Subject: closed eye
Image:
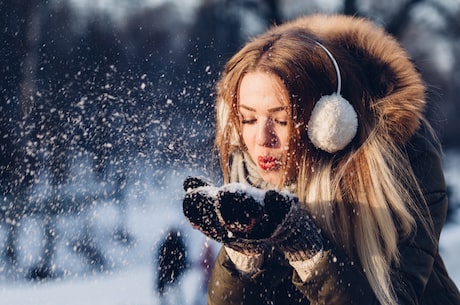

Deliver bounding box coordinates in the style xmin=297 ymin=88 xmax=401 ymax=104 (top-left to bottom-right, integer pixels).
xmin=274 ymin=119 xmax=288 ymax=126
xmin=241 ymin=118 xmax=257 ymax=125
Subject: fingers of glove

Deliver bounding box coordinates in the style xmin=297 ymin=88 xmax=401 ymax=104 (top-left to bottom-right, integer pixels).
xmin=296 ymin=211 xmax=324 ymax=252
xmin=216 ymin=187 xmax=289 ymax=240
xmin=273 ymin=206 xmax=324 ymax=258
xmin=263 ymin=191 xmax=323 ymax=251
xmin=217 ymin=189 xmax=263 ymax=236
xmin=182 ymin=188 xmax=265 ymax=253
xmin=183 ymin=176 xmax=212 ymax=191
xmin=287 ymin=211 xmax=321 ymax=243
xmin=182 ymin=189 xmax=228 ymax=242
xmin=263 ymin=190 xmax=295 ymax=224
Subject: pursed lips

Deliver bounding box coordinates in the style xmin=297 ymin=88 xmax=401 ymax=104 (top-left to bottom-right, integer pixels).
xmin=257 ymin=155 xmax=281 ymax=171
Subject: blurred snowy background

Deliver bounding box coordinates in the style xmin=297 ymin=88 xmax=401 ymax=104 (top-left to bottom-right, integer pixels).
xmin=1 ymin=0 xmax=460 ymax=304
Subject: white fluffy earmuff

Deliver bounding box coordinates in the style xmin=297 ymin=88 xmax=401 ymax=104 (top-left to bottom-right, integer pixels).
xmin=307 ymin=41 xmax=358 ymax=153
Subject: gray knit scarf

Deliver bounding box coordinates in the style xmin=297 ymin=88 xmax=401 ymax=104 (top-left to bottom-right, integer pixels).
xmin=229 ymin=150 xmax=268 ymax=187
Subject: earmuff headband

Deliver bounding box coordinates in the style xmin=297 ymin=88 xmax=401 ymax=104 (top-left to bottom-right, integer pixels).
xmin=306 ymin=40 xmax=358 ymax=153
xmin=314 ymin=41 xmax=342 ymax=96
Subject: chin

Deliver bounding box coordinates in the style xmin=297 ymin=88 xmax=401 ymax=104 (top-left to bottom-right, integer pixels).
xmin=259 ymin=171 xmax=282 ymax=186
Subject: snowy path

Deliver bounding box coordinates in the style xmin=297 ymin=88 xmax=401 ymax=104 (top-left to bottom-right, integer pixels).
xmin=0 ymin=267 xmax=155 ymax=305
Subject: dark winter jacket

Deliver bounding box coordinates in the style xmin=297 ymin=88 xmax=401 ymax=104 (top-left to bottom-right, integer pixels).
xmin=206 ymin=130 xmax=460 ymax=305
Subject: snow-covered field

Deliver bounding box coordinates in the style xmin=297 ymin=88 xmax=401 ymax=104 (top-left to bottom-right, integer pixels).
xmin=0 ymin=186 xmax=215 ymax=305
xmin=0 ymin=151 xmax=459 ymax=305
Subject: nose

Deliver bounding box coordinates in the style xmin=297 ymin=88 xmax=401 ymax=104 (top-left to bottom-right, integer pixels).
xmin=256 ymin=118 xmax=279 ymax=147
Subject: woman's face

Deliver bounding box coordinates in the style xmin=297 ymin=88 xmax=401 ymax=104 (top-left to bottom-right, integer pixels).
xmin=238 ymin=71 xmax=292 ymax=186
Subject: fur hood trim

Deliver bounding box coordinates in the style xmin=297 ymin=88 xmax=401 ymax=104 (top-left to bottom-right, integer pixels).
xmin=278 ymin=14 xmax=426 ymax=145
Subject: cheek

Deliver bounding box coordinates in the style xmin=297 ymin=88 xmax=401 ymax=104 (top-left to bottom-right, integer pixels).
xmin=241 ymin=127 xmax=254 ymax=149
xmin=278 ymin=129 xmax=291 ymax=149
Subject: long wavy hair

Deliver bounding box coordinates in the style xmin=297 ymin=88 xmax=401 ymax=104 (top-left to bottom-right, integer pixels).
xmin=214 ymin=14 xmax=436 ymax=305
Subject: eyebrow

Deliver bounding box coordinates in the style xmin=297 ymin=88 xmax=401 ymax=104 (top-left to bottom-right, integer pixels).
xmin=239 ymin=104 xmax=288 ymax=113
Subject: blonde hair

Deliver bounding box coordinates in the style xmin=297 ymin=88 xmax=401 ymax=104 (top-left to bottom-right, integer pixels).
xmin=214 ymin=15 xmax=436 ymax=305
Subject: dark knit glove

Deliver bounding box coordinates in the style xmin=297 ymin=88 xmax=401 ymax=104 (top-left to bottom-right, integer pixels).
xmin=183 ymin=176 xmax=266 ymax=253
xmin=262 ymin=190 xmax=324 ymax=261
xmin=183 ymin=176 xmax=323 ymax=259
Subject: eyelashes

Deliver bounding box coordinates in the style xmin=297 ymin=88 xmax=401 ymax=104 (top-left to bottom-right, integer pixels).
xmin=241 ymin=118 xmax=257 ymax=125
xmin=240 ymin=117 xmax=288 ymax=126
xmin=274 ymin=119 xmax=288 ymax=126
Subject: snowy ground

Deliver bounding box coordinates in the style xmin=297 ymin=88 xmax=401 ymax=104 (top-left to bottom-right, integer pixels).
xmin=0 ymin=190 xmax=215 ymax=305
xmin=1 ymin=221 xmax=458 ymax=305
xmin=0 ymin=151 xmax=459 ymax=305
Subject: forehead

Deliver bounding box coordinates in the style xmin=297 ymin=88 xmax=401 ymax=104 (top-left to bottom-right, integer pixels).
xmin=238 ymin=71 xmax=290 ymax=109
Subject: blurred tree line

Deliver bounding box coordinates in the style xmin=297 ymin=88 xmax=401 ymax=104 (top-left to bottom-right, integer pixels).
xmin=0 ymin=0 xmax=459 ymax=230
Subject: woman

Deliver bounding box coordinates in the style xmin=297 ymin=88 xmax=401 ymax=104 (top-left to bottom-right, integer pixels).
xmin=182 ymin=14 xmax=460 ymax=305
